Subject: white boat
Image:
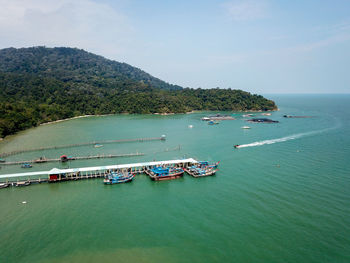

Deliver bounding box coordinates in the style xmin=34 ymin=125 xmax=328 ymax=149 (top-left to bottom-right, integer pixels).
xmin=241 ymin=126 xmax=251 ymax=129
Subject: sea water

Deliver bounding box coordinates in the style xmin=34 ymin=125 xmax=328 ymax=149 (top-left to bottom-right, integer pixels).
xmin=0 ymin=94 xmax=349 ymax=263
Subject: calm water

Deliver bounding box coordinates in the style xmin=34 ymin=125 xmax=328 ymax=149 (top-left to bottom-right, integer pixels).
xmin=0 ymin=94 xmax=350 ymax=263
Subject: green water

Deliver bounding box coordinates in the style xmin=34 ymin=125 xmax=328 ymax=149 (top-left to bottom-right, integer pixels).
xmin=1 ymin=94 xmax=350 ymax=263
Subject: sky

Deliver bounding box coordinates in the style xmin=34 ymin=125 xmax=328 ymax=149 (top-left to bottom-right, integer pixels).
xmin=0 ymin=0 xmax=350 ymax=93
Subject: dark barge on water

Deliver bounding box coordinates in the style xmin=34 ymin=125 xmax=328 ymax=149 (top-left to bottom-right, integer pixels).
xmin=247 ymin=118 xmax=279 ymax=123
xmin=283 ymin=115 xmax=313 ymax=118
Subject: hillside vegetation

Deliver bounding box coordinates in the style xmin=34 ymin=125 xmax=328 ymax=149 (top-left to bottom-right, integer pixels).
xmin=0 ymin=47 xmax=277 ymax=138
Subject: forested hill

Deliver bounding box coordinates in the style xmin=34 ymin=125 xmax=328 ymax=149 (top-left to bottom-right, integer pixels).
xmin=0 ymin=47 xmax=182 ymax=91
xmin=0 ymin=47 xmax=277 ymax=138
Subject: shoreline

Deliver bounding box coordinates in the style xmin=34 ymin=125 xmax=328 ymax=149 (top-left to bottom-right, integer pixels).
xmin=38 ymin=109 xmax=279 ymax=126
xmin=39 ymin=114 xmax=114 ymax=126
xmin=0 ymin=108 xmax=278 ymax=140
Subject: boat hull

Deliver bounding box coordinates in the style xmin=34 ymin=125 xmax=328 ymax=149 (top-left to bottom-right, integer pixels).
xmin=150 ymin=171 xmax=184 ymax=181
xmin=185 ymin=168 xmax=218 ymax=177
xmin=15 ymin=181 xmax=31 ymax=187
xmin=104 ymin=173 xmax=135 ymax=184
xmin=0 ymin=183 xmax=9 ymax=189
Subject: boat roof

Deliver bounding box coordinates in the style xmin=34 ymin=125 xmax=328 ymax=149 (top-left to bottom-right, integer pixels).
xmin=0 ymin=158 xmax=198 ymax=179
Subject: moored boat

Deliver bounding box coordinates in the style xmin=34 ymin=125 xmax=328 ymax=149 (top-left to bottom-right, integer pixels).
xmin=185 ymin=166 xmax=218 ymax=177
xmin=208 ymin=120 xmax=219 ymax=125
xmin=241 ymin=126 xmax=251 ymax=129
xmin=21 ymin=163 xmax=32 ymax=168
xmin=0 ymin=182 xmax=9 ymax=189
xmin=185 ymin=161 xmax=219 ymax=177
xmin=104 ymin=171 xmax=134 ymax=184
xmin=15 ymin=181 xmax=31 ymax=187
xmin=147 ymin=166 xmax=184 ymax=181
xmin=197 ymin=161 xmax=219 ymax=169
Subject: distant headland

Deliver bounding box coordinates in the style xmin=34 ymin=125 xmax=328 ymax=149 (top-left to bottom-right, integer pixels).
xmin=0 ymin=46 xmax=277 ymax=138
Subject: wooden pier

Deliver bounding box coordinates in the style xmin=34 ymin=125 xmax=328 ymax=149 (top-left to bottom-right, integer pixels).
xmin=0 ymin=152 xmax=144 ymax=165
xmin=0 ymin=136 xmax=166 ymax=158
xmin=0 ymin=158 xmax=198 ymax=187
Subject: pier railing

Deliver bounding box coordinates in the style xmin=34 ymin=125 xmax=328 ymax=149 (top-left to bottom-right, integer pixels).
xmin=0 ymin=136 xmax=166 ymax=158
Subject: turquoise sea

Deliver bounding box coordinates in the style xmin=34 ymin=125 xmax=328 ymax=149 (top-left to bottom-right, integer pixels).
xmin=0 ymin=94 xmax=349 ymax=263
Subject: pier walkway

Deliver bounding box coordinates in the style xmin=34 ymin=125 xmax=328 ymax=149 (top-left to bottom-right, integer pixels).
xmin=0 ymin=152 xmax=144 ymax=165
xmin=0 ymin=136 xmax=166 ymax=158
xmin=0 ymin=158 xmax=198 ymax=186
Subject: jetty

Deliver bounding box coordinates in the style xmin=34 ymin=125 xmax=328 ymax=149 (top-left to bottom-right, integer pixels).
xmin=0 ymin=136 xmax=166 ymax=158
xmin=0 ymin=158 xmax=198 ymax=187
xmin=0 ymin=152 xmax=144 ymax=165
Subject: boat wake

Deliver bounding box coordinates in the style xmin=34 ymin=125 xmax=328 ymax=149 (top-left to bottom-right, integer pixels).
xmin=237 ymin=125 xmax=339 ymax=149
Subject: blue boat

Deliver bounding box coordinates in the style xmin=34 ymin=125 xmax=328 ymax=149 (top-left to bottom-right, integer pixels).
xmin=208 ymin=120 xmax=219 ymax=125
xmin=21 ymin=163 xmax=32 ymax=168
xmin=104 ymin=171 xmax=134 ymax=184
xmin=147 ymin=166 xmax=184 ymax=181
xmin=185 ymin=161 xmax=219 ymax=177
xmin=198 ymin=161 xmax=219 ymax=169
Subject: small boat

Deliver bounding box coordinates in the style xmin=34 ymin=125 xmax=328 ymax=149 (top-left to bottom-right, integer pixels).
xmin=188 ymin=125 xmax=193 ymax=128
xmin=208 ymin=120 xmax=219 ymax=125
xmin=0 ymin=158 xmax=5 ymax=163
xmin=190 ymin=167 xmax=218 ymax=177
xmin=34 ymin=157 xmax=47 ymax=163
xmin=234 ymin=145 xmax=240 ymax=149
xmin=21 ymin=163 xmax=32 ymax=168
xmin=0 ymin=183 xmax=9 ymax=189
xmin=241 ymin=126 xmax=251 ymax=129
xmin=15 ymin=181 xmax=31 ymax=187
xmin=94 ymin=144 xmax=103 ymax=148
xmin=201 ymin=117 xmax=210 ymax=121
xmin=60 ymin=155 xmax=69 ymax=162
xmin=104 ymin=171 xmax=134 ymax=184
xmin=185 ymin=161 xmax=219 ymax=177
xmin=147 ymin=167 xmax=184 ymax=181
xmin=197 ymin=161 xmax=219 ymax=169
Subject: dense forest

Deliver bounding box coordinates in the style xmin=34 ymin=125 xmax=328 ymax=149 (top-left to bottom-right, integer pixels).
xmin=0 ymin=47 xmax=277 ymax=138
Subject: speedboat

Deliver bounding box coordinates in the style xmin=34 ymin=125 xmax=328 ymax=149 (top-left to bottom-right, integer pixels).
xmin=234 ymin=145 xmax=240 ymax=149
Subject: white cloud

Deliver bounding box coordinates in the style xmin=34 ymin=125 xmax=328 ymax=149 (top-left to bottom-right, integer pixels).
xmin=223 ymin=0 xmax=267 ymax=21
xmin=0 ymin=0 xmax=133 ymax=59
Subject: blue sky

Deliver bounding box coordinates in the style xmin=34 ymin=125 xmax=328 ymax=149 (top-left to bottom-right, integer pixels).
xmin=0 ymin=0 xmax=349 ymax=93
